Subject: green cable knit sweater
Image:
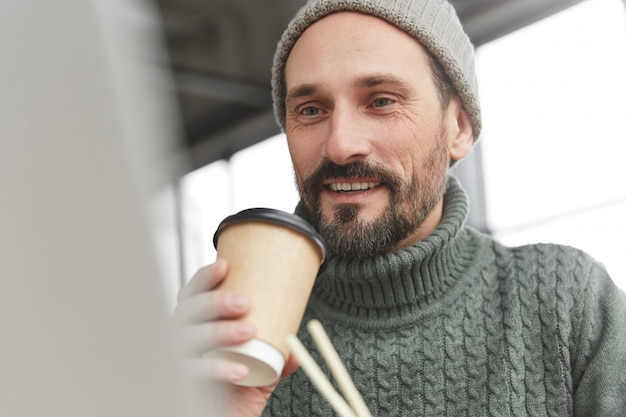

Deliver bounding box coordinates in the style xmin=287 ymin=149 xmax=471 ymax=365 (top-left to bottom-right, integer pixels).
xmin=262 ymin=176 xmax=626 ymax=416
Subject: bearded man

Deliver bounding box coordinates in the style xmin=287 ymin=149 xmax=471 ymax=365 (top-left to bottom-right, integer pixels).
xmin=173 ymin=1 xmax=626 ymax=416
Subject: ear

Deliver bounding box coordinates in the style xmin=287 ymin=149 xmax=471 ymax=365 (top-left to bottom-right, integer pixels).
xmin=445 ymin=97 xmax=474 ymax=162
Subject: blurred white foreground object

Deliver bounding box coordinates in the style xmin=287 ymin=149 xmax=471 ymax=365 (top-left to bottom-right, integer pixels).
xmin=0 ymin=0 xmax=204 ymax=416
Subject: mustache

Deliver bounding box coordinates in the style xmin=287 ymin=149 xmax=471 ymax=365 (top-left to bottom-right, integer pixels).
xmin=302 ymin=159 xmax=403 ymax=193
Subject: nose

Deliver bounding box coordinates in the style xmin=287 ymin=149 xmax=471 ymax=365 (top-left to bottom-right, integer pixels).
xmin=321 ymin=105 xmax=372 ymax=165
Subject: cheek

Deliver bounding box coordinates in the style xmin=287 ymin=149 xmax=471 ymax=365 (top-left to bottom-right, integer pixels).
xmin=398 ymin=110 xmax=443 ymax=152
xmin=369 ymin=118 xmax=421 ymax=177
xmin=287 ymin=137 xmax=318 ymax=182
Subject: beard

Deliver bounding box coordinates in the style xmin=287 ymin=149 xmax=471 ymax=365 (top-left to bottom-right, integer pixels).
xmin=297 ymin=131 xmax=450 ymax=259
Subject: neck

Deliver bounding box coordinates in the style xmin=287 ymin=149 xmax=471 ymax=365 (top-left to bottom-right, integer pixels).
xmin=297 ymin=176 xmax=476 ymax=317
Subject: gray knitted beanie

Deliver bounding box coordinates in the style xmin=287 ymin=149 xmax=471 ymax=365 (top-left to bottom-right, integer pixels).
xmin=271 ymin=0 xmax=482 ymax=141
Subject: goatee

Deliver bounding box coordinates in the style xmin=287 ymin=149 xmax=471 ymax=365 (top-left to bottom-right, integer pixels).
xmin=297 ymin=134 xmax=449 ymax=259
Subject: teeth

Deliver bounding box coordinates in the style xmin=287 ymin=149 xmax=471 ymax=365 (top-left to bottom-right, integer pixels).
xmin=330 ymin=182 xmax=379 ymax=192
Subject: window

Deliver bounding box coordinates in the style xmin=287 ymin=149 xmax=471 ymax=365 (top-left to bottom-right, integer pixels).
xmin=180 ymin=135 xmax=298 ymax=278
xmin=477 ymin=0 xmax=626 ymax=288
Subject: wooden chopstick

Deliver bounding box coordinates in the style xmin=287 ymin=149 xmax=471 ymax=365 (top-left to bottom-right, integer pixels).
xmin=307 ymin=320 xmax=373 ymax=417
xmin=286 ymin=335 xmax=357 ymax=417
xmin=286 ymin=319 xmax=372 ymax=417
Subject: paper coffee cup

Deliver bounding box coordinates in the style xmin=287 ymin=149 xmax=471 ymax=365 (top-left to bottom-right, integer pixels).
xmin=212 ymin=208 xmax=326 ymax=387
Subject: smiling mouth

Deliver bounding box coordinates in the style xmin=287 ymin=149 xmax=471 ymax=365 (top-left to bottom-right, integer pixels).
xmin=328 ymin=181 xmax=381 ymax=193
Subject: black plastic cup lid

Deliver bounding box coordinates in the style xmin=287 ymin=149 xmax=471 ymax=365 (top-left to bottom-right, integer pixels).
xmin=213 ymin=208 xmax=327 ymax=268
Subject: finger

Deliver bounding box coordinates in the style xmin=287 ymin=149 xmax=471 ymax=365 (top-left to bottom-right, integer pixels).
xmin=173 ymin=290 xmax=250 ymax=326
xmin=177 ymin=259 xmax=228 ymax=302
xmin=182 ymin=356 xmax=249 ymax=383
xmin=178 ymin=321 xmax=256 ymax=356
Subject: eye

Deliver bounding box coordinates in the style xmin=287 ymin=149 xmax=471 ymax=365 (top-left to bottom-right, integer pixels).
xmin=372 ymin=97 xmax=394 ymax=108
xmin=300 ymin=106 xmax=320 ymax=116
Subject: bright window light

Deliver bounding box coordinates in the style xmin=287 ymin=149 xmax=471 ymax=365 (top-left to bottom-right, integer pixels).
xmin=477 ymin=0 xmax=626 ymax=289
xmin=181 ymin=134 xmax=297 ymax=271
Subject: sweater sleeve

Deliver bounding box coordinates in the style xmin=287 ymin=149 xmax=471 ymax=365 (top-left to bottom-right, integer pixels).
xmin=572 ymin=259 xmax=626 ymax=416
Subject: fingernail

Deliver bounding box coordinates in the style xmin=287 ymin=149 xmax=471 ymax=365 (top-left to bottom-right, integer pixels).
xmin=227 ymin=363 xmax=249 ymax=381
xmin=227 ymin=293 xmax=249 ymax=310
xmin=235 ymin=323 xmax=255 ymax=338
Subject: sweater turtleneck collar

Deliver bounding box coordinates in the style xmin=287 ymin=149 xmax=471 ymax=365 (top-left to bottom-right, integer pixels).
xmin=295 ymin=175 xmax=477 ymax=314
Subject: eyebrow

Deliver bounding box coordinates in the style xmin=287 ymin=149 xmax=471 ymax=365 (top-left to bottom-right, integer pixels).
xmin=285 ymin=74 xmax=414 ymax=105
xmin=286 ymin=84 xmax=319 ymax=105
xmin=353 ymin=74 xmax=412 ymax=91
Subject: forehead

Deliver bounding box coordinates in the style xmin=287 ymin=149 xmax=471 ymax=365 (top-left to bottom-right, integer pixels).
xmin=285 ymin=11 xmax=431 ymax=89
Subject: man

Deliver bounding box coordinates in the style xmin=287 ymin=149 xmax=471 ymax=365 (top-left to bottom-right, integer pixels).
xmin=174 ymin=0 xmax=626 ymax=415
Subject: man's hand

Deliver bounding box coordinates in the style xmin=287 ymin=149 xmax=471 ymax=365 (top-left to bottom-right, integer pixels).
xmin=173 ymin=260 xmax=299 ymax=417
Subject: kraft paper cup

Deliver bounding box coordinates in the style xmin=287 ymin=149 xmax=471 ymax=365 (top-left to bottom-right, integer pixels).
xmin=211 ymin=208 xmax=326 ymax=387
